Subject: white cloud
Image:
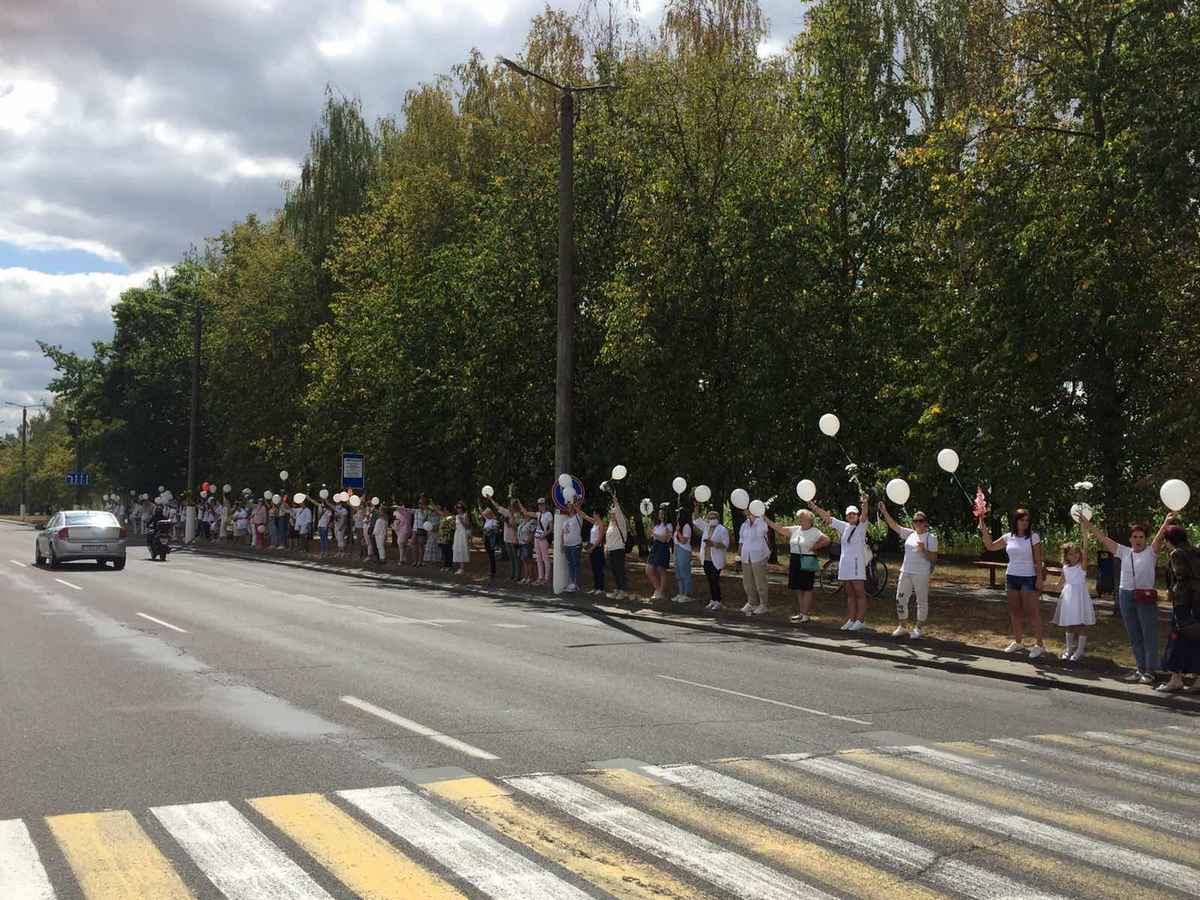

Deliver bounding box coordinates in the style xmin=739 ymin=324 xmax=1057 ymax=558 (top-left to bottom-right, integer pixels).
xmin=0 ymin=77 xmax=59 ymax=136
xmin=0 ymin=223 xmax=126 ymax=263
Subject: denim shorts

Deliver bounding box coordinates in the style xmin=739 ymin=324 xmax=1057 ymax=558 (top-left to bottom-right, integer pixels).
xmin=1006 ymin=574 xmax=1038 ymax=592
xmin=519 ymin=544 xmax=533 ymax=561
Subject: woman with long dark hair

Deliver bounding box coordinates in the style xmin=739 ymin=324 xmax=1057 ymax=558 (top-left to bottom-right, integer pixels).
xmin=646 ymin=504 xmax=673 ymax=602
xmin=979 ymin=507 xmax=1046 ymax=658
xmin=1156 ymin=524 xmax=1200 ymax=693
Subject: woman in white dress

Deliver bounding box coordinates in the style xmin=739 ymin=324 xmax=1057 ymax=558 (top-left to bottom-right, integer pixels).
xmin=1052 ymin=519 xmax=1096 ymax=660
xmin=810 ymin=493 xmax=870 ymax=631
xmin=452 ymin=501 xmax=471 ymax=574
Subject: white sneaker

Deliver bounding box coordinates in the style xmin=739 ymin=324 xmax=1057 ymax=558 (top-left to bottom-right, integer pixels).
xmin=892 ymin=625 xmax=908 ymax=638
xmin=1139 ymin=672 xmax=1155 ymax=685
xmin=850 ymin=620 xmax=866 ymax=631
xmin=1028 ymin=644 xmax=1045 ymax=659
xmin=789 ymin=613 xmax=810 ymax=624
xmin=741 ymin=602 xmax=755 ymax=614
xmin=1060 ymin=648 xmax=1073 ymax=660
xmin=840 ymin=619 xmax=854 ymax=630
xmin=1003 ymin=641 xmax=1023 ymax=654
xmin=1070 ymin=647 xmax=1086 ymax=661
xmin=752 ymin=604 xmax=769 ymax=615
xmin=910 ymin=626 xmax=922 ymax=639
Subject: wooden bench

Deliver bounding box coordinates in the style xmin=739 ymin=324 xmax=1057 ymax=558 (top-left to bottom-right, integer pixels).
xmin=974 ymin=561 xmax=1063 ymax=592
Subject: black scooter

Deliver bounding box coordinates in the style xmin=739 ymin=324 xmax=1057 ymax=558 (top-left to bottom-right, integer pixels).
xmin=147 ymin=518 xmax=173 ymax=561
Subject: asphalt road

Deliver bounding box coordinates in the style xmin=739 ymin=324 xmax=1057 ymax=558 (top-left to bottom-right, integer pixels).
xmin=1 ymin=519 xmax=1197 ymax=899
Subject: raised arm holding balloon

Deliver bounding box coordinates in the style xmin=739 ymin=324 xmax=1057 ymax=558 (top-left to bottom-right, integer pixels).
xmin=733 ymin=491 xmax=771 ymax=616
xmin=810 ymin=493 xmax=870 ymax=631
xmin=880 ymin=500 xmax=937 ymax=639
xmin=765 ymin=508 xmax=828 ymax=624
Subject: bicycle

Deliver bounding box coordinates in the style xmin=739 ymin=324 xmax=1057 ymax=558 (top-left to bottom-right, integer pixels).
xmin=820 ymin=538 xmax=889 ymax=599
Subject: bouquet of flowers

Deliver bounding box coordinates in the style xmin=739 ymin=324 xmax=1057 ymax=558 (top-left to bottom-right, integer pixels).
xmin=973 ymin=485 xmax=989 ymax=520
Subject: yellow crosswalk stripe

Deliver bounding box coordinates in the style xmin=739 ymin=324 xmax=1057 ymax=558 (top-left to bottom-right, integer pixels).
xmin=1126 ymin=727 xmax=1200 ymax=750
xmin=1035 ymin=733 xmax=1195 ymax=776
xmin=586 ymin=767 xmax=947 ymax=900
xmin=725 ymin=759 xmax=1165 ymax=900
xmin=46 ymin=810 xmax=193 ymax=900
xmin=426 ymin=776 xmax=713 ymax=900
xmin=249 ymin=792 xmax=464 ymax=900
xmin=845 ymin=750 xmax=1200 ymax=867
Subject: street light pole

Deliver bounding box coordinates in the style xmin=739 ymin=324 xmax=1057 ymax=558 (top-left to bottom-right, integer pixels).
xmin=4 ymin=401 xmax=47 ymax=516
xmin=185 ymin=299 xmax=201 ymax=543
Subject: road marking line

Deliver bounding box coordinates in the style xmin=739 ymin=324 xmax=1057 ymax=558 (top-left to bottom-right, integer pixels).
xmin=890 ymin=745 xmax=1200 ymax=841
xmin=249 ymin=792 xmax=464 ymax=900
xmin=1078 ymin=730 xmax=1198 ymax=761
xmin=339 ymin=785 xmax=590 ymax=900
xmin=340 ymin=696 xmax=500 ymax=760
xmin=54 ymin=578 xmax=82 ymax=591
xmin=849 ymin=748 xmax=1200 ymax=867
xmin=990 ymin=737 xmax=1200 ymax=795
xmin=491 ymin=623 xmax=528 ymax=629
xmin=47 ymin=809 xmax=193 ymax=900
xmin=354 ymin=606 xmax=444 ymax=626
xmin=656 ymin=675 xmax=872 ymax=725
xmin=782 ymin=755 xmax=1200 ymax=896
xmin=151 ymin=800 xmax=330 ymax=899
xmin=644 ymin=762 xmax=1061 ymax=899
xmin=427 ymin=775 xmax=709 ymax=900
xmin=8 ymin=560 xmax=27 ymax=567
xmin=136 ymin=613 xmax=188 ymax=633
xmin=506 ymin=772 xmax=831 ymax=900
xmin=0 ymin=819 xmax=55 ymax=899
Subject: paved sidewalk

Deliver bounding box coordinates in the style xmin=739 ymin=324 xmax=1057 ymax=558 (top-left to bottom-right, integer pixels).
xmin=174 ymin=540 xmax=1200 ymax=711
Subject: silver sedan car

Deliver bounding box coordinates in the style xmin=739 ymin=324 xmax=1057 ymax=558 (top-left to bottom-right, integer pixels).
xmin=35 ymin=510 xmax=127 ymax=570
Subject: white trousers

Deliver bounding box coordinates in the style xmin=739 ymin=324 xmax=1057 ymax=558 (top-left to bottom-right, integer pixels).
xmin=896 ymin=572 xmax=930 ymax=622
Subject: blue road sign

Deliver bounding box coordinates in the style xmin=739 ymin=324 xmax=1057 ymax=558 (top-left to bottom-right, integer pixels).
xmin=66 ymin=471 xmax=90 ymax=486
xmin=341 ymin=452 xmax=365 ymax=489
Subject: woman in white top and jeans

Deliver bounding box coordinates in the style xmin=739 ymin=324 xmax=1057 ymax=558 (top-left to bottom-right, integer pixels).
xmin=979 ymin=507 xmax=1046 ymax=657
xmin=880 ymin=503 xmax=937 ymax=639
xmin=673 ymin=508 xmax=693 ymax=602
xmin=765 ymin=510 xmax=829 ymax=624
xmin=811 ymin=494 xmax=870 ymax=631
xmin=1081 ymin=514 xmax=1170 ymax=683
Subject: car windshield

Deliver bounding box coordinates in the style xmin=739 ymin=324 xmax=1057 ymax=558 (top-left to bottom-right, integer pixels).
xmin=64 ymin=512 xmax=119 ymax=527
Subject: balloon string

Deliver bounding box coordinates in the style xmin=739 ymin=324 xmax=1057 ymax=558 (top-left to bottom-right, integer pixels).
xmin=949 ymin=473 xmax=974 ymax=507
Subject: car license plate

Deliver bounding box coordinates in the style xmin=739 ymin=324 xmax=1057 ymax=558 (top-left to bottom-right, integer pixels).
xmin=82 ymin=544 xmax=107 ymax=550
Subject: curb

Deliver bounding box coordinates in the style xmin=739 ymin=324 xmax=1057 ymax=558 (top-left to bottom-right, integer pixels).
xmin=176 ymin=543 xmax=1200 ymax=712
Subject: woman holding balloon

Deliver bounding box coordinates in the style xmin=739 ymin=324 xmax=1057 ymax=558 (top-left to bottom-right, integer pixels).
xmin=764 ymin=509 xmax=828 ymax=624
xmin=735 ymin=492 xmax=771 ymax=615
xmin=879 ymin=501 xmax=937 ymax=638
xmin=646 ymin=503 xmax=674 ymax=602
xmin=978 ymin=508 xmax=1047 ymax=658
xmin=809 ymin=493 xmax=870 ymax=631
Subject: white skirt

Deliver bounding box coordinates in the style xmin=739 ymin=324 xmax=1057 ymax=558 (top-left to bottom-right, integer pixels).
xmin=452 ymin=523 xmax=470 ymax=563
xmin=1052 ymin=583 xmax=1096 ymax=627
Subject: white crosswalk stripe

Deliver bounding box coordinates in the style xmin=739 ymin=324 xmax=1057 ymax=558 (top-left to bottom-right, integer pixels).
xmin=887 ymin=744 xmax=1200 ymax=840
xmin=1077 ymin=729 xmax=1200 ymax=761
xmin=152 ymin=800 xmax=332 ymax=899
xmin=642 ymin=762 xmax=1066 ymax=900
xmin=0 ymin=819 xmax=55 ymax=900
xmin=339 ymin=784 xmax=591 ymax=899
xmin=991 ymin=736 xmax=1200 ymax=795
xmin=506 ymin=771 xmax=836 ymax=900
xmin=782 ymin=755 xmax=1200 ymax=896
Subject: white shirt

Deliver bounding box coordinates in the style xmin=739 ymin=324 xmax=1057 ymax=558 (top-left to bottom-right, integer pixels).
xmin=605 ymin=505 xmax=627 ymax=551
xmin=372 ymin=515 xmax=387 ymax=539
xmin=831 ymin=517 xmax=867 ymax=580
xmin=561 ymin=514 xmax=582 ymax=547
xmin=1117 ymin=545 xmax=1157 ymax=591
xmin=294 ymin=507 xmax=313 ymax=533
xmin=738 ymin=517 xmax=770 ymax=564
xmin=535 ymin=511 xmax=552 ymax=539
xmin=674 ymin=523 xmax=692 ymax=553
xmin=788 ymin=526 xmax=825 ymax=556
xmin=897 ymin=526 xmax=937 ymax=576
xmin=694 ymin=518 xmax=729 ymax=569
xmin=1001 ymin=532 xmax=1041 ymax=577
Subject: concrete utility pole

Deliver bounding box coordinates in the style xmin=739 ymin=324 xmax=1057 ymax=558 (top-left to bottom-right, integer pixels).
xmin=185 ymin=300 xmax=201 ymax=543
xmin=4 ymin=401 xmax=48 ymax=516
xmin=499 ymin=56 xmax=616 ymax=594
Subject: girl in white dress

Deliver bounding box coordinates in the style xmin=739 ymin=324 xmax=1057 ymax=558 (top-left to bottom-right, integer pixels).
xmin=1052 ymin=520 xmax=1096 ymax=661
xmin=452 ymin=502 xmax=471 ymax=574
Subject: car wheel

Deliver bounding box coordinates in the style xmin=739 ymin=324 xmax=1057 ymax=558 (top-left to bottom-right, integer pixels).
xmin=112 ymin=557 xmax=126 ymax=571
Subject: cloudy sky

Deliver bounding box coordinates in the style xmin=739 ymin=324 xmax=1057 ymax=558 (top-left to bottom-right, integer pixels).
xmin=0 ymin=0 xmax=804 ymax=435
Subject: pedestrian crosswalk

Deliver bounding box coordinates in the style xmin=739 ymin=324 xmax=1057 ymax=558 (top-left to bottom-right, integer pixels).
xmin=4 ymin=724 xmax=1198 ymax=899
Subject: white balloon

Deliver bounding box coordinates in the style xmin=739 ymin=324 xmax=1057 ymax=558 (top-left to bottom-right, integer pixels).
xmin=748 ymin=499 xmax=766 ymax=517
xmin=611 ymin=464 xmax=628 ymax=481
xmin=818 ymin=413 xmax=840 ymax=437
xmin=349 ymin=495 xmax=362 ymax=508
xmin=694 ymin=484 xmax=712 ymax=503
xmin=272 ymin=493 xmax=282 ymax=505
xmin=158 ymin=485 xmax=165 ymax=493
xmin=200 ymin=491 xmax=207 ymax=498
xmin=370 ymin=497 xmax=380 ymax=506
xmin=1070 ymin=502 xmax=1093 ymax=523
xmin=558 ymin=474 xmax=571 ymax=489
xmin=319 ymin=488 xmax=330 ymax=500
xmin=279 ymin=470 xmax=289 ymax=481
xmin=730 ymin=488 xmax=750 ymax=510
xmin=163 ymin=491 xmax=173 ymax=501
xmin=482 ymin=484 xmax=495 ymax=498
xmin=563 ymin=486 xmax=577 ymax=502
xmin=886 ymin=478 xmax=911 ymax=505
xmin=796 ymin=479 xmax=817 ymax=502
xmin=672 ymin=476 xmax=687 ymax=494
xmin=936 ymin=448 xmax=960 ymax=474
xmin=639 ymin=498 xmax=654 ymax=516
xmin=293 ymin=492 xmax=307 ymax=505
xmin=263 ymin=489 xmax=272 ymax=499
xmin=1161 ymin=479 xmax=1191 ymax=512
xmin=223 ymin=483 xmax=232 ymax=493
